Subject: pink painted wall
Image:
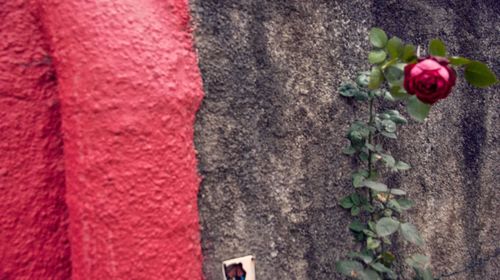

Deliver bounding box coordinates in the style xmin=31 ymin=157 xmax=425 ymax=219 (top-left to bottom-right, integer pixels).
xmin=0 ymin=1 xmax=71 ymax=278
xmin=1 ymin=0 xmax=204 ymax=279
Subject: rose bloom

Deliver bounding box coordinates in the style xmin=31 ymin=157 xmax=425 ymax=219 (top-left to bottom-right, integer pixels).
xmin=403 ymin=56 xmax=457 ymax=104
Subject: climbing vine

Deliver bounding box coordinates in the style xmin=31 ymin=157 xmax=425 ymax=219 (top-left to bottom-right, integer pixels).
xmin=335 ymin=28 xmax=497 ymax=280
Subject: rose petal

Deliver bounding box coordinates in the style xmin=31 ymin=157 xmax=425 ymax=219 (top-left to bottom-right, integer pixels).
xmin=416 ymin=80 xmax=432 ymax=95
xmin=436 ymin=78 xmax=445 ymax=90
xmin=416 ymin=59 xmax=442 ymax=71
xmin=404 ymin=64 xmax=417 ymax=95
xmin=438 ymin=67 xmax=449 ymax=81
xmin=411 ymin=80 xmax=419 ymax=93
xmin=404 ymin=81 xmax=414 ymax=94
xmin=410 ymin=65 xmax=424 ymax=76
xmin=416 ymin=93 xmax=437 ymax=104
xmin=407 ymin=57 xmax=456 ymax=104
xmin=435 ymin=77 xmax=452 ymax=99
xmin=404 ymin=63 xmax=415 ymax=77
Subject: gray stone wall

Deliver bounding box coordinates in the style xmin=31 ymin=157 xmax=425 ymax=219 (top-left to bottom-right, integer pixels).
xmin=190 ymin=0 xmax=499 ymax=279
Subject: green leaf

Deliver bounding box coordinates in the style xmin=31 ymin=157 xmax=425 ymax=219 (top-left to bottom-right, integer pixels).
xmin=356 ymin=71 xmax=371 ymax=88
xmin=352 ymin=170 xmax=369 ymax=188
xmin=368 ymin=169 xmax=379 ymax=180
xmin=359 ymin=195 xmax=368 ymax=205
xmin=383 ymin=209 xmax=393 ymax=217
xmin=376 ymin=217 xmax=400 ymax=237
xmin=348 ymin=127 xmax=369 ymax=151
xmin=349 ymin=132 xmax=366 ymax=150
xmin=354 ymin=231 xmax=366 ymax=242
xmin=348 ymin=121 xmax=371 ymax=137
xmin=348 ymin=251 xmax=373 ymax=264
xmin=351 ymin=193 xmax=361 ymax=206
xmin=384 ymin=65 xmax=404 ymax=84
xmin=370 ymin=262 xmax=396 ymax=279
xmin=387 ymin=111 xmax=408 ymax=124
xmin=359 ymin=152 xmax=369 ymax=162
xmin=408 ymin=255 xmax=434 ymax=280
xmin=400 ymin=223 xmax=424 ymax=246
xmin=407 ymin=96 xmax=431 ymax=122
xmin=367 ymin=237 xmax=381 ymax=250
xmin=428 ymin=39 xmax=446 ymax=56
xmin=420 ymin=268 xmax=434 ymax=280
xmin=389 ymin=85 xmax=410 ymax=100
xmin=336 ymin=260 xmax=365 ymax=278
xmin=354 ymin=89 xmax=370 ymax=101
xmin=363 ymin=229 xmax=377 ymax=238
xmin=405 ymin=254 xmax=430 ymax=270
xmin=359 ymin=269 xmax=382 ymax=280
xmin=381 ymin=119 xmax=396 ymax=133
xmin=353 ymin=176 xmax=365 ymax=188
xmin=363 ymin=204 xmax=375 ymax=213
xmin=385 ymin=109 xmax=398 ymax=116
xmin=387 ymin=200 xmax=402 ymax=213
xmin=370 ymin=89 xmax=384 ymax=98
xmin=395 ymin=161 xmax=411 ymax=170
xmin=449 ymin=56 xmax=471 ymax=66
xmin=368 ymin=67 xmax=383 ymax=89
xmin=387 ymin=37 xmax=403 ymax=58
xmin=382 ymin=236 xmax=392 ymax=245
xmin=362 ymin=180 xmax=388 ymax=192
xmin=349 ymin=220 xmax=365 ymax=232
xmin=397 ymin=198 xmax=414 ymax=210
xmin=464 ymin=61 xmax=498 ymax=88
xmin=402 ymin=44 xmax=417 ymax=62
xmin=383 ymin=91 xmax=395 ymax=102
xmin=369 ymin=50 xmax=387 ymax=64
xmin=381 ymin=131 xmax=397 ymax=139
xmin=368 ymin=221 xmax=376 ymax=232
xmin=351 ymin=206 xmax=361 ymax=216
xmin=381 ymin=251 xmax=396 ymax=266
xmin=340 ymin=195 xmax=354 ymax=209
xmin=390 ymin=189 xmax=406 ymax=196
xmin=339 ymin=83 xmax=359 ymax=97
xmin=369 ymin=28 xmax=388 ymax=48
xmin=381 ymin=154 xmax=395 ymax=167
xmin=343 ymin=146 xmax=356 ymax=155
xmin=366 ymin=143 xmax=376 ymax=152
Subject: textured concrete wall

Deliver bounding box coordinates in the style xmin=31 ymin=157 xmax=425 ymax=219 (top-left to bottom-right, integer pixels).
xmin=39 ymin=0 xmax=204 ymax=279
xmin=191 ymin=0 xmax=499 ymax=279
xmin=0 ymin=1 xmax=71 ymax=278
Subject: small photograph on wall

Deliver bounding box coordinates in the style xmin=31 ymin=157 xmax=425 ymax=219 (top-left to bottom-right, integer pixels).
xmin=222 ymin=255 xmax=255 ymax=280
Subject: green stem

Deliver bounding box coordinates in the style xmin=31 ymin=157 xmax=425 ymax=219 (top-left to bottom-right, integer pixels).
xmin=367 ymin=97 xmax=386 ymax=254
xmin=367 ymin=98 xmax=375 ymax=205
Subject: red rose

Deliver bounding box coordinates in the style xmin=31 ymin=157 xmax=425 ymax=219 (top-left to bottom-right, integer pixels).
xmin=403 ymin=56 xmax=457 ymax=104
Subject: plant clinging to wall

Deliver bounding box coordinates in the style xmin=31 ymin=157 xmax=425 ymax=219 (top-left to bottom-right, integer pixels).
xmin=336 ymin=27 xmax=497 ymax=280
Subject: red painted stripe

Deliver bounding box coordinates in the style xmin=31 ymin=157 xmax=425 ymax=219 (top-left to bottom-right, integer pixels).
xmin=0 ymin=1 xmax=71 ymax=278
xmin=39 ymin=0 xmax=204 ymax=278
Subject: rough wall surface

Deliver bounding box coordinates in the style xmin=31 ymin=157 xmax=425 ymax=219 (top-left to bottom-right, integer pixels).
xmin=191 ymin=0 xmax=499 ymax=279
xmin=39 ymin=0 xmax=204 ymax=279
xmin=0 ymin=1 xmax=71 ymax=278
